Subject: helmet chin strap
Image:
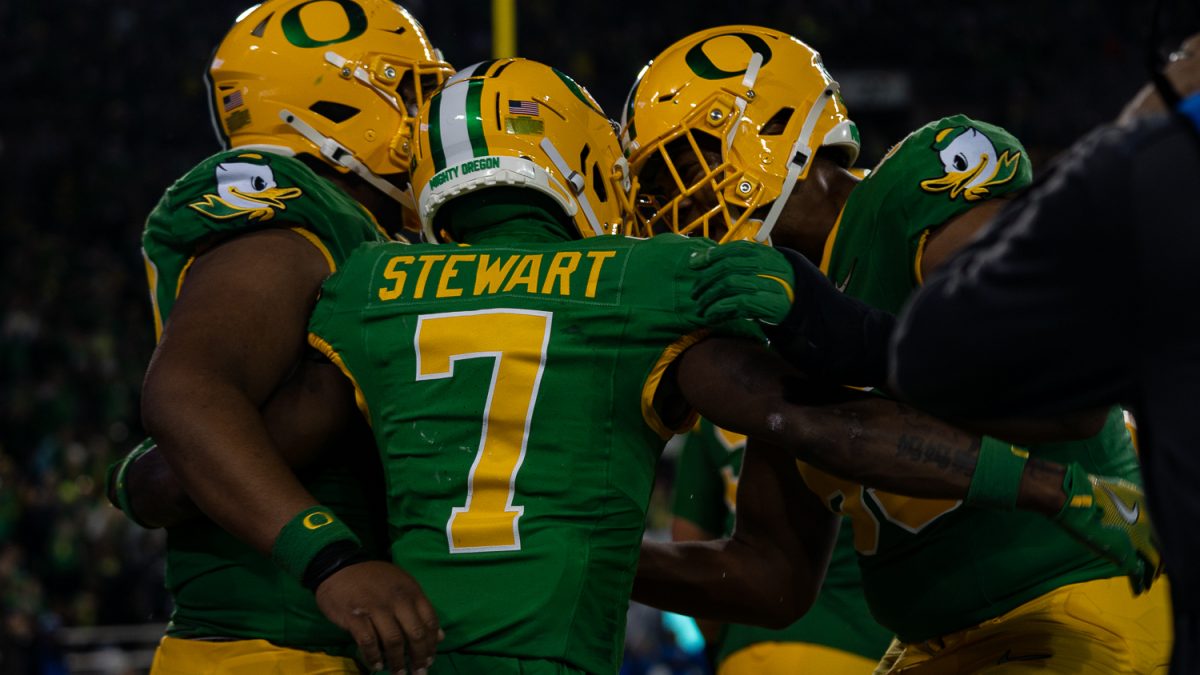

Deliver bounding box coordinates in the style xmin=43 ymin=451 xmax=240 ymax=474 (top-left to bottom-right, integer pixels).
xmin=754 ymin=84 xmax=837 ymax=243
xmin=279 ymin=109 xmax=414 ymax=208
xmin=539 ymin=137 xmax=605 ymax=236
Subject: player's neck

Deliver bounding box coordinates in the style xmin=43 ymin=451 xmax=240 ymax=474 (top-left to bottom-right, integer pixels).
xmin=462 ymin=220 xmax=571 ymax=245
xmin=447 ymin=189 xmax=575 ymax=245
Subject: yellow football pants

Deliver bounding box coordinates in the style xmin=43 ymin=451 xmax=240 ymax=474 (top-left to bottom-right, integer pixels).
xmin=720 ymin=641 xmax=880 ymax=674
xmin=150 ymin=636 xmax=360 ymax=675
xmin=873 ymin=576 xmax=1172 ymax=674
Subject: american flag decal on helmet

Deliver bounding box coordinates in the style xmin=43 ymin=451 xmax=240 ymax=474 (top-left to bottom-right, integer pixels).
xmin=224 ymin=90 xmax=244 ymax=112
xmin=508 ymin=99 xmax=539 ymax=116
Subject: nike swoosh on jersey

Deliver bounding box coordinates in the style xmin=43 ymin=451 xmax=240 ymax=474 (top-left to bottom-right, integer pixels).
xmin=835 ymin=259 xmax=857 ymax=292
xmin=1100 ymin=484 xmax=1140 ymax=524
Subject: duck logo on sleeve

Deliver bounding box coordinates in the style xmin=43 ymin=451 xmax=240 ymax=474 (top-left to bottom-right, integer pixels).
xmin=919 ymin=126 xmax=1022 ymax=202
xmin=189 ymin=154 xmax=303 ymax=221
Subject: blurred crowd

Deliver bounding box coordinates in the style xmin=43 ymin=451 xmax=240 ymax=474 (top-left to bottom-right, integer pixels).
xmin=0 ymin=0 xmax=1163 ymax=672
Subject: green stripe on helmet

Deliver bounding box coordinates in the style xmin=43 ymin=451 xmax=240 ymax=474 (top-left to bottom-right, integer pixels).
xmin=552 ymin=68 xmax=603 ymax=116
xmin=429 ymin=89 xmax=447 ymax=172
xmin=465 ymin=78 xmax=488 ymax=158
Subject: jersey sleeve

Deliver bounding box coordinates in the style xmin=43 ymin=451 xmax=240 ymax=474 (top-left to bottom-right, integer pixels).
xmin=145 ymin=150 xmax=378 ymax=256
xmin=306 ymin=242 xmax=394 ymax=424
xmin=868 ymin=114 xmax=1034 ymax=256
xmin=635 ymin=236 xmax=768 ymax=438
xmin=890 ymin=123 xmax=1133 ymax=418
xmin=141 ymin=150 xmax=386 ymax=338
xmin=670 ymin=424 xmax=728 ymax=535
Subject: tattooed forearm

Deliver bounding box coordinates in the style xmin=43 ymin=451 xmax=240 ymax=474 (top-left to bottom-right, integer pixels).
xmin=895 ymin=434 xmax=979 ymax=479
xmin=786 ymin=396 xmax=983 ymax=499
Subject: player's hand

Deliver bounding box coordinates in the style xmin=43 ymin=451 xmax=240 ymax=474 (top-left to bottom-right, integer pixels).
xmin=314 ymin=560 xmax=443 ymax=674
xmin=1053 ymin=463 xmax=1163 ymax=595
xmin=688 ymin=241 xmax=795 ymax=324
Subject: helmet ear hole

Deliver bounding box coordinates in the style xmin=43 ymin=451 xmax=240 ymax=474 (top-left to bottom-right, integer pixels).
xmin=579 ymin=144 xmax=591 ymax=172
xmin=309 ymin=101 xmax=361 ymax=123
xmin=759 ymin=107 xmax=795 ymax=136
xmin=591 ymin=163 xmax=608 ymax=203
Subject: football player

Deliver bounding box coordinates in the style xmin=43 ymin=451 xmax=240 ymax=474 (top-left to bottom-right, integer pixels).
xmin=300 ymin=57 xmax=1156 ymax=675
xmin=108 ymin=1 xmax=453 ymax=672
xmin=670 ymin=420 xmax=892 ymax=674
xmin=622 ymin=26 xmax=1171 ymax=673
xmin=304 ymin=57 xmax=815 ymax=674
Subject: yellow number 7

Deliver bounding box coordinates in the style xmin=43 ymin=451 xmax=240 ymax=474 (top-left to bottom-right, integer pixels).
xmin=415 ymin=309 xmax=552 ymax=553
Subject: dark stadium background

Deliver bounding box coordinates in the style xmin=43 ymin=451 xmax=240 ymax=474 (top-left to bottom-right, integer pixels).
xmin=0 ymin=0 xmax=1179 ymax=672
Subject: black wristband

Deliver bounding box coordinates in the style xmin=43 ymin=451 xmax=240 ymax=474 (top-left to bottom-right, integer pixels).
xmin=301 ymin=540 xmax=372 ymax=592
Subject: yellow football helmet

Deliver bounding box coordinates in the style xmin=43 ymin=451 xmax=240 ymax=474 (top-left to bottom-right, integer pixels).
xmin=412 ymin=58 xmax=634 ymax=242
xmin=620 ymin=26 xmax=859 ymax=243
xmin=208 ymin=0 xmax=454 ymax=207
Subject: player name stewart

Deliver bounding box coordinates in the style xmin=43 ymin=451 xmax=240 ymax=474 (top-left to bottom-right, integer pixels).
xmin=377 ymin=250 xmax=617 ymax=301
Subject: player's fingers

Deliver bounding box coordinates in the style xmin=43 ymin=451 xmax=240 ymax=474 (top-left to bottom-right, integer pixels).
xmin=1133 ymin=558 xmax=1149 ymax=595
xmin=347 ymin=611 xmax=385 ymax=673
xmin=697 ymin=298 xmax=742 ymax=324
xmin=694 ymin=277 xmax=761 ymax=315
xmin=690 ymin=257 xmax=749 ymax=300
xmin=395 ymin=598 xmax=439 ymax=673
xmin=687 ymin=241 xmax=756 ymax=270
xmin=690 ymin=251 xmax=770 ymax=299
xmin=687 ymin=246 xmax=719 ymax=270
xmin=413 ymin=595 xmax=441 ymax=645
xmin=370 ymin=609 xmax=411 ymax=674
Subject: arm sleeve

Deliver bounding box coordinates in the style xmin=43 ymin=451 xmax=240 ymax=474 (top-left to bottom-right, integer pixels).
xmin=889 ymin=124 xmax=1135 ymax=418
xmin=764 ymin=247 xmax=896 ymax=387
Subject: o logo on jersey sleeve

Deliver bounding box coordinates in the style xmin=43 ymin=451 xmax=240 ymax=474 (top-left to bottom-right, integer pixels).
xmin=684 ymin=33 xmax=774 ymax=80
xmin=281 ymin=0 xmax=367 ymax=48
xmin=303 ymin=510 xmax=335 ymax=530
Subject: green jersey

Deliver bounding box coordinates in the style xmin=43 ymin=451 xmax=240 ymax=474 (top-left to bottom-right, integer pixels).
xmin=307 ymin=232 xmax=762 ymax=675
xmin=800 ymin=116 xmax=1141 ymax=642
xmin=671 ymin=421 xmax=891 ymax=663
xmin=140 ymin=149 xmax=387 ymax=652
xmin=820 ymin=114 xmax=1032 ymax=308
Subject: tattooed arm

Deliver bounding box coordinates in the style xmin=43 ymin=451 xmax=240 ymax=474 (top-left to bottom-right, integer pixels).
xmin=671 ymin=337 xmax=1067 ymax=516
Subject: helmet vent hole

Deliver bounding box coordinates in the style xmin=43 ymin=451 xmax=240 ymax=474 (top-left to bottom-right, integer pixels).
xmin=591 ymin=163 xmax=608 ymax=203
xmin=309 ymin=101 xmax=360 ymax=123
xmin=759 ymin=107 xmax=795 ymax=136
xmin=491 ymin=60 xmax=516 ymax=78
xmin=657 ymin=91 xmax=679 ymax=104
xmin=579 ymin=144 xmax=591 ymax=171
xmin=250 ymin=14 xmax=271 ymax=38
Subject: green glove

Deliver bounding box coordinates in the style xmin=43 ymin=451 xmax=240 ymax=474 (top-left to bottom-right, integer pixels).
xmin=688 ymin=241 xmax=795 ymax=324
xmin=1054 ymin=462 xmax=1163 ymax=595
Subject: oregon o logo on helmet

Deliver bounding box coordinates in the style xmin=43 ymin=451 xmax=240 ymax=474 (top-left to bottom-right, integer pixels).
xmin=281 ymin=0 xmax=367 ymax=48
xmin=684 ymin=33 xmax=774 ymax=80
